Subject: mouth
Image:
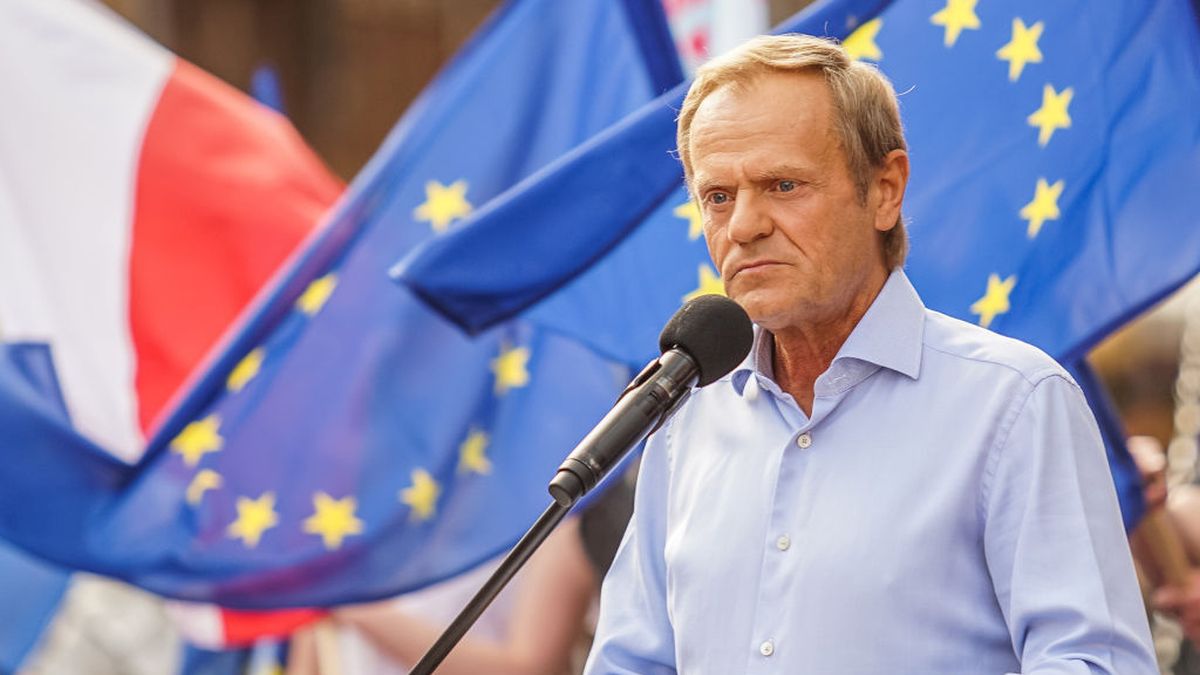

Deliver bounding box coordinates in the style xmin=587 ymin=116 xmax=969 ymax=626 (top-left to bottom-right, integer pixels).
xmin=729 ymin=260 xmax=785 ymax=281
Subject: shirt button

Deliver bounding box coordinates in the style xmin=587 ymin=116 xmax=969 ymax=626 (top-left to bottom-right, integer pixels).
xmin=759 ymin=639 xmax=775 ymax=657
xmin=796 ymin=433 xmax=812 ymax=449
xmin=776 ymin=535 xmax=791 ymax=551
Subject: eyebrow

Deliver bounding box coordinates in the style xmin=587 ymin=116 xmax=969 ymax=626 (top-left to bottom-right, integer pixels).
xmin=747 ymin=164 xmax=815 ymax=182
xmin=690 ymin=176 xmax=726 ymax=195
xmin=693 ymin=164 xmax=817 ymax=194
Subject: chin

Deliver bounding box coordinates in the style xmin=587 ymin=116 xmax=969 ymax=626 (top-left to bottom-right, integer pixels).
xmin=733 ymin=296 xmax=785 ymax=330
xmin=732 ymin=290 xmax=809 ymax=332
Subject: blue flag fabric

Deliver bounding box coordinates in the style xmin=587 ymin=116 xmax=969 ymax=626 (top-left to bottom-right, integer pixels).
xmin=0 ymin=542 xmax=68 ymax=672
xmin=396 ymin=0 xmax=1200 ymax=529
xmin=0 ymin=345 xmax=72 ymax=673
xmin=179 ymin=638 xmax=287 ymax=675
xmin=0 ymin=0 xmax=681 ymax=608
xmin=250 ymin=65 xmax=286 ymax=115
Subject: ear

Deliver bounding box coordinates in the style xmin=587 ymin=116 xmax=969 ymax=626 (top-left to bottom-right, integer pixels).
xmin=872 ymin=149 xmax=909 ymax=233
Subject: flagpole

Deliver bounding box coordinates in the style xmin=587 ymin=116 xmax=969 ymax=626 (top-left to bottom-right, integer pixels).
xmin=409 ymin=500 xmax=572 ymax=674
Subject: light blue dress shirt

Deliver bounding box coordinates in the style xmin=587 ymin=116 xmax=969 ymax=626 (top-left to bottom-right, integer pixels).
xmin=585 ymin=270 xmax=1155 ymax=674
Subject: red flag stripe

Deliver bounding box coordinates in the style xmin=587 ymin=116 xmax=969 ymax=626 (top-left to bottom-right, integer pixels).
xmin=129 ymin=57 xmax=341 ymax=432
xmin=221 ymin=607 xmax=328 ymax=647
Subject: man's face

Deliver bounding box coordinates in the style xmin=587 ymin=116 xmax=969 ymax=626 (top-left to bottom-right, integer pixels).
xmin=689 ymin=72 xmax=894 ymax=332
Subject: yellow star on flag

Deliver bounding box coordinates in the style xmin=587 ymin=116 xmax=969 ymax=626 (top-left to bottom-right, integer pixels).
xmin=1019 ymin=178 xmax=1064 ymax=238
xmin=400 ymin=469 xmax=442 ymax=522
xmin=491 ymin=345 xmax=531 ymax=395
xmin=673 ymin=199 xmax=704 ymax=241
xmin=227 ymin=492 xmax=280 ymax=548
xmin=970 ymin=274 xmax=1017 ymax=329
xmin=1027 ymin=84 xmax=1074 ymax=147
xmin=303 ymin=492 xmax=364 ymax=550
xmin=226 ymin=347 xmax=265 ymax=392
xmin=296 ymin=274 xmax=337 ymax=315
xmin=683 ymin=265 xmax=725 ymax=303
xmin=843 ymin=18 xmax=883 ymax=61
xmin=414 ymin=180 xmax=473 ymax=233
xmin=185 ymin=469 xmax=223 ymax=506
xmin=458 ymin=429 xmax=492 ymax=475
xmin=171 ymin=414 xmax=223 ymax=467
xmin=996 ymin=18 xmax=1044 ymax=82
xmin=930 ymin=0 xmax=981 ymax=47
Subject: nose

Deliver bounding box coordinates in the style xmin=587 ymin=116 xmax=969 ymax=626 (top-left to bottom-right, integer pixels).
xmin=726 ymin=191 xmax=772 ymax=244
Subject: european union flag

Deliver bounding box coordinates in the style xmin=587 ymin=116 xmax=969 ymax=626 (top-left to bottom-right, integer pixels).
xmin=0 ymin=0 xmax=681 ymax=607
xmin=397 ymin=0 xmax=1200 ymax=529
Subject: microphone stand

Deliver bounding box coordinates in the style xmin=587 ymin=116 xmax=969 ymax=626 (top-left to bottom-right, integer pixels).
xmin=409 ymin=499 xmax=571 ymax=675
xmin=409 ymin=357 xmax=670 ymax=673
xmin=409 ymin=293 xmax=750 ymax=672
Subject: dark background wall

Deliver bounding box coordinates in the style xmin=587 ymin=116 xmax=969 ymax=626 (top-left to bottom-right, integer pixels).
xmin=103 ymin=0 xmax=815 ymax=179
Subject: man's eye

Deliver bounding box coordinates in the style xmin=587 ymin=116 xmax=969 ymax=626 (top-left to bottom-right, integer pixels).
xmin=708 ymin=192 xmax=730 ymax=205
xmin=777 ymin=180 xmax=797 ymax=192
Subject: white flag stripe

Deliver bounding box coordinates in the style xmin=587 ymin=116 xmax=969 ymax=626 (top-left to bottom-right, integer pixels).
xmin=710 ymin=0 xmax=769 ymax=56
xmin=0 ymin=0 xmax=172 ymax=460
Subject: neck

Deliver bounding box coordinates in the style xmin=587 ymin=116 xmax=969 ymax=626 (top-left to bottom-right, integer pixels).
xmin=771 ymin=268 xmax=889 ymax=415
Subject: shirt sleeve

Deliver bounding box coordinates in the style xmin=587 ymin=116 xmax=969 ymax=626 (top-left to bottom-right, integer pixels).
xmin=981 ymin=373 xmax=1156 ymax=675
xmin=583 ymin=419 xmax=678 ymax=674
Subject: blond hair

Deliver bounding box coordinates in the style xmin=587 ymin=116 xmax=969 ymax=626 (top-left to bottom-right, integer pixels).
xmin=677 ymin=34 xmax=909 ymax=268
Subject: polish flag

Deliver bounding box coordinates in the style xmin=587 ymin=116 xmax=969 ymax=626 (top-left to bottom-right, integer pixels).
xmin=0 ymin=0 xmax=341 ymax=648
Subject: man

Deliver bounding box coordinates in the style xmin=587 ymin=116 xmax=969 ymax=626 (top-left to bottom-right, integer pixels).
xmin=584 ymin=35 xmax=1155 ymax=674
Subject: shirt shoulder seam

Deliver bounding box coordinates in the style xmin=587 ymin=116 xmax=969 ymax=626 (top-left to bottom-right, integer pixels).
xmin=975 ymin=372 xmax=1078 ymax=526
xmin=977 ymin=378 xmax=1035 ymax=527
xmin=922 ymin=339 xmax=1065 ymax=388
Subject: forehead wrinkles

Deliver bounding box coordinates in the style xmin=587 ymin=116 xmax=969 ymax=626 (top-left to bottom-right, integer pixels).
xmin=688 ymin=77 xmax=839 ymax=186
xmin=691 ymin=80 xmax=807 ymax=139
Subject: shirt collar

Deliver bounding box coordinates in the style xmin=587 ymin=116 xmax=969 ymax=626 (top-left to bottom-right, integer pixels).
xmin=729 ymin=268 xmax=925 ymax=396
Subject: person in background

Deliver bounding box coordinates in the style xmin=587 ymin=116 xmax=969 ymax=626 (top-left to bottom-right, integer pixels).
xmin=1129 ymin=434 xmax=1200 ymax=675
xmin=1157 ymin=495 xmax=1200 ymax=644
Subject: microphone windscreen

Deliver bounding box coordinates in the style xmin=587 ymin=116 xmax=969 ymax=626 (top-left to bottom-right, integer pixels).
xmin=658 ymin=295 xmax=753 ymax=387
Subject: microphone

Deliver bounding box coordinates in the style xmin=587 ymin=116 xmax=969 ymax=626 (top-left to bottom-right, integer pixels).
xmin=547 ymin=295 xmax=753 ymax=507
xmin=411 ymin=295 xmax=752 ymax=675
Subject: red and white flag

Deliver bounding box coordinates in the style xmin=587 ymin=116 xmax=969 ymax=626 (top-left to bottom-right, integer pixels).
xmin=0 ymin=0 xmax=341 ymax=648
xmin=661 ymin=0 xmax=769 ymax=73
